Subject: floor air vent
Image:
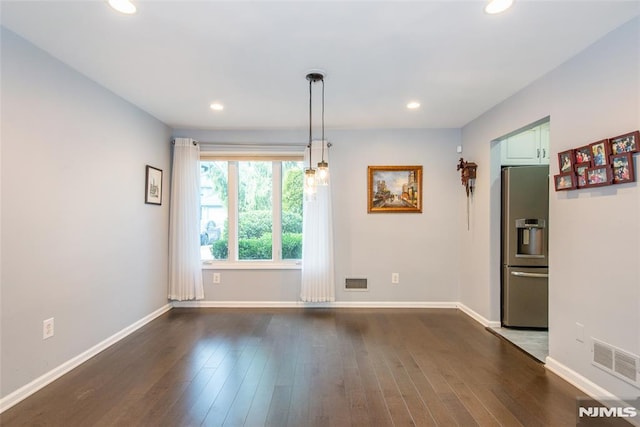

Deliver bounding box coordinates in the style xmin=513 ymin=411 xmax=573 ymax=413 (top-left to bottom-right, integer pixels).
xmin=345 ymin=278 xmax=367 ymax=291
xmin=592 ymin=339 xmax=640 ymax=387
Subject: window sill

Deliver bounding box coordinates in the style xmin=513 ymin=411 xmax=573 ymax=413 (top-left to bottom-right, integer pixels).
xmin=201 ymin=261 xmax=302 ymax=270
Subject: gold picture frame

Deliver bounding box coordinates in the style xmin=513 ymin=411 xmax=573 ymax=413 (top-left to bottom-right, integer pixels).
xmin=367 ymin=165 xmax=422 ymax=213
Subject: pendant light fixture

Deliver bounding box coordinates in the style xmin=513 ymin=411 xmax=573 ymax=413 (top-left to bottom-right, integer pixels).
xmin=304 ymin=71 xmax=330 ymax=200
xmin=315 ymin=74 xmax=329 ymax=186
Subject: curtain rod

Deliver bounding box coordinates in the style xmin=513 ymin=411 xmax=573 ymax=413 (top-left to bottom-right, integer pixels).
xmin=198 ymin=142 xmax=311 ymax=153
xmin=199 ymin=142 xmax=308 ymax=147
xmin=171 ymin=140 xmax=330 ymax=149
xmin=171 ymin=139 xmax=197 ymax=145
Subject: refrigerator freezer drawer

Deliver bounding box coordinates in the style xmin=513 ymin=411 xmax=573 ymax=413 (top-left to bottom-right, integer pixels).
xmin=502 ymin=267 xmax=548 ymax=328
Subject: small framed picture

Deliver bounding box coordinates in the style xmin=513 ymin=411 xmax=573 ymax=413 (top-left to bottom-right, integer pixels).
xmin=558 ymin=149 xmax=575 ymax=173
xmin=610 ymin=152 xmax=635 ymax=184
xmin=367 ymin=165 xmax=422 ymax=213
xmin=145 ymin=165 xmax=163 ymax=205
xmin=609 ymin=130 xmax=639 ymax=155
xmin=589 ymin=139 xmax=611 ymax=166
xmin=574 ymin=145 xmax=592 ymax=165
xmin=584 ymin=165 xmax=612 ymax=188
xmin=554 ymin=173 xmax=576 ymax=191
xmin=574 ymin=162 xmax=591 ymax=188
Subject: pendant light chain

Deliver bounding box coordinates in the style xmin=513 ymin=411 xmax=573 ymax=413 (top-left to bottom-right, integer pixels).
xmin=321 ymin=78 xmax=325 ymax=162
xmin=308 ymin=77 xmax=313 ymax=171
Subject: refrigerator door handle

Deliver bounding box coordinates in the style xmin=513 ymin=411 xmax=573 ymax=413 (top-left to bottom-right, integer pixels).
xmin=511 ymin=271 xmax=549 ymax=278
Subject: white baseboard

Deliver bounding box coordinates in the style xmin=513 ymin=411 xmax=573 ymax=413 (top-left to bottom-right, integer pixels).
xmin=0 ymin=303 xmax=172 ymax=414
xmin=172 ymin=301 xmax=500 ymax=329
xmin=172 ymin=300 xmax=459 ymax=309
xmin=546 ymin=357 xmax=640 ymax=426
xmin=457 ymin=303 xmax=501 ymax=328
xmin=545 ymin=356 xmax=623 ymax=401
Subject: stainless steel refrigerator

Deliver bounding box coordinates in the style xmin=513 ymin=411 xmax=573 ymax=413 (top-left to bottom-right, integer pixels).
xmin=501 ymin=165 xmax=549 ymax=328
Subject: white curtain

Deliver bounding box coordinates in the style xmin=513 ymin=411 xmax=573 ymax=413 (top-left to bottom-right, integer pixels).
xmin=301 ymin=141 xmax=335 ymax=302
xmin=168 ymin=138 xmax=204 ymax=301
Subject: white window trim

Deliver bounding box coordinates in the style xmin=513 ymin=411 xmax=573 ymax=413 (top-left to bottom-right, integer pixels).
xmin=200 ymin=146 xmax=304 ymax=270
xmin=201 ymin=260 xmax=302 ymax=270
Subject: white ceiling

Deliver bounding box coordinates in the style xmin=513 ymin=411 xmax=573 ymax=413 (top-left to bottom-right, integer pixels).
xmin=1 ymin=1 xmax=639 ymax=130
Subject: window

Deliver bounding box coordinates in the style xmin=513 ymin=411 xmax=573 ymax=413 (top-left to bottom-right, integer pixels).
xmin=200 ymin=156 xmax=304 ymax=266
xmin=200 ymin=161 xmax=228 ymax=260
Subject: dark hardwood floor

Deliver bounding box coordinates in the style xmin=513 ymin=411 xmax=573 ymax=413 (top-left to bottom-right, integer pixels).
xmin=1 ymin=308 xmax=587 ymax=426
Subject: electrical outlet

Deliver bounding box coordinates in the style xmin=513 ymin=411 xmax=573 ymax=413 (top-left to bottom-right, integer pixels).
xmin=213 ymin=272 xmax=221 ymax=284
xmin=575 ymin=322 xmax=584 ymax=343
xmin=43 ymin=318 xmax=54 ymax=340
xmin=391 ymin=273 xmax=400 ymax=284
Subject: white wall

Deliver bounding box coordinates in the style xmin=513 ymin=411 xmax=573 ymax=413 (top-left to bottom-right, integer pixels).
xmin=174 ymin=128 xmax=462 ymax=303
xmin=460 ymin=79 xmax=553 ymax=322
xmin=332 ymin=129 xmax=461 ymax=303
xmin=1 ymin=29 xmax=172 ymax=398
xmin=461 ymin=17 xmax=640 ymax=399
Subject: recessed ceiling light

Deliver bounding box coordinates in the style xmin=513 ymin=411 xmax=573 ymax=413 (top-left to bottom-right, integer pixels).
xmin=108 ymin=0 xmax=137 ymax=15
xmin=407 ymin=102 xmax=421 ymax=109
xmin=210 ymin=103 xmax=224 ymax=111
xmin=485 ymin=0 xmax=514 ymax=14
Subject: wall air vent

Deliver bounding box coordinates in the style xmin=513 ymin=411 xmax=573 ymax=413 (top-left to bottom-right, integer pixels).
xmin=345 ymin=278 xmax=368 ymax=291
xmin=593 ymin=340 xmax=614 ymax=370
xmin=614 ymin=350 xmax=638 ymax=384
xmin=592 ymin=338 xmax=640 ymax=388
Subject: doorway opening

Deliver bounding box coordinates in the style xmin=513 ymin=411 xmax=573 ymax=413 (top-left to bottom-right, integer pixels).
xmin=490 ymin=117 xmax=550 ymax=363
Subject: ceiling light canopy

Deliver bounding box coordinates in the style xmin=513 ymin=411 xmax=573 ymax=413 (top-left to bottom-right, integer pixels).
xmin=107 ymin=0 xmax=137 ymax=15
xmin=484 ymin=0 xmax=514 ymax=14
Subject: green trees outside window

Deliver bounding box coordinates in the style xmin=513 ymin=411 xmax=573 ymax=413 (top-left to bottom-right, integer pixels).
xmin=201 ymin=159 xmax=303 ymax=262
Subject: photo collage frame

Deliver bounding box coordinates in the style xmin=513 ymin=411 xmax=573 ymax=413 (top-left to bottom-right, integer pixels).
xmin=554 ymin=130 xmax=639 ymax=191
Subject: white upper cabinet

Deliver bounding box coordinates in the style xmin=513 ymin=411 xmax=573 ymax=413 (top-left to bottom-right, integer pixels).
xmin=539 ymin=122 xmax=550 ymax=163
xmin=500 ymin=122 xmax=550 ymax=165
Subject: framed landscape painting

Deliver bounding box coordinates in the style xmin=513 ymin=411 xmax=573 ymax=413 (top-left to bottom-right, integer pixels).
xmin=367 ymin=165 xmax=422 ymax=213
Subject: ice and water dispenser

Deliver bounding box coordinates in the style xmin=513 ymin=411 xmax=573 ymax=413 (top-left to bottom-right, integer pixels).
xmin=515 ymin=219 xmax=546 ymax=258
